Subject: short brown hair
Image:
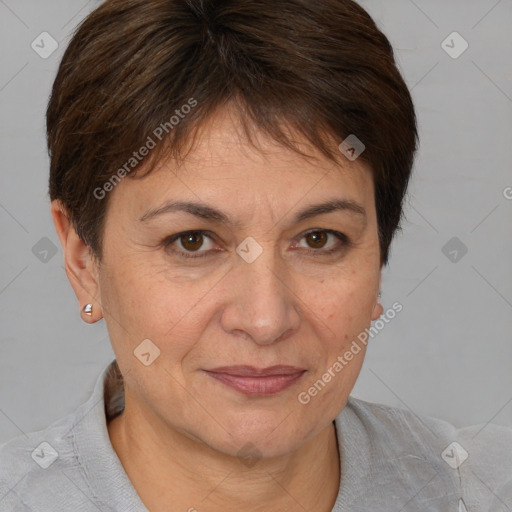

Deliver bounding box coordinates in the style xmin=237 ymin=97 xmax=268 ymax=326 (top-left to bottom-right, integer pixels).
xmin=47 ymin=0 xmax=418 ymax=266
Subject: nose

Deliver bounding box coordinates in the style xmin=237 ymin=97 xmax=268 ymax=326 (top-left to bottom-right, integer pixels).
xmin=220 ymin=248 xmax=301 ymax=346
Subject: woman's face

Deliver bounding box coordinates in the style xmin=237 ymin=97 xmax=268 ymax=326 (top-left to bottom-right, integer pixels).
xmin=91 ymin=109 xmax=382 ymax=458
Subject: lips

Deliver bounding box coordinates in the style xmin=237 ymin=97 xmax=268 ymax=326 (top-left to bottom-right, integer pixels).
xmin=206 ymin=365 xmax=306 ymax=377
xmin=203 ymin=365 xmax=306 ymax=396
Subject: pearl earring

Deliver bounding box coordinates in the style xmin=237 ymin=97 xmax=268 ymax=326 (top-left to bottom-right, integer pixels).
xmin=82 ymin=303 xmax=93 ymax=316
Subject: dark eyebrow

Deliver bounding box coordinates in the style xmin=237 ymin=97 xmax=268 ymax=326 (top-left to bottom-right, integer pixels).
xmin=293 ymin=199 xmax=366 ymax=224
xmin=139 ymin=201 xmax=232 ymax=224
xmin=139 ymin=198 xmax=366 ymax=226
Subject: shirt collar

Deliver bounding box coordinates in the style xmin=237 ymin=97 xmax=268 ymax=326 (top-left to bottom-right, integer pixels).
xmin=71 ymin=359 xmax=148 ymax=511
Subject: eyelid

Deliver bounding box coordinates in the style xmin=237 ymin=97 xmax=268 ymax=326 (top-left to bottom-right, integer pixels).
xmin=297 ymin=227 xmax=348 ymax=242
xmin=164 ymin=230 xmax=219 ymax=258
xmin=293 ymin=228 xmax=351 ymax=252
xmin=164 ymin=228 xmax=351 ymax=259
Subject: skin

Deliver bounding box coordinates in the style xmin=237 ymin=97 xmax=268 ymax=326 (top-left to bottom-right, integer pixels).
xmin=51 ymin=107 xmax=383 ymax=512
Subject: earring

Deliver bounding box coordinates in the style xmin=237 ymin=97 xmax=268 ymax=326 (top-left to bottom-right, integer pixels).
xmin=82 ymin=303 xmax=93 ymax=316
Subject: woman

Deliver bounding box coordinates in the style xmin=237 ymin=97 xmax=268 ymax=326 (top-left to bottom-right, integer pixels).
xmin=1 ymin=0 xmax=511 ymax=510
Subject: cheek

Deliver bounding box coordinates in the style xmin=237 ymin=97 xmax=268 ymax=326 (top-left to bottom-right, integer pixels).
xmin=300 ymin=280 xmax=373 ymax=402
xmin=307 ymin=273 xmax=377 ymax=335
xmin=105 ymin=265 xmax=214 ymax=361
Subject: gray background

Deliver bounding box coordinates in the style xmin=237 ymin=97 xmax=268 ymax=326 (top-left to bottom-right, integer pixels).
xmin=1 ymin=0 xmax=511 ymax=445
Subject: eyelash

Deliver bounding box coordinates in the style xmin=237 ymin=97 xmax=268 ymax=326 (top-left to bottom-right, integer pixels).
xmin=163 ymin=229 xmax=351 ymax=260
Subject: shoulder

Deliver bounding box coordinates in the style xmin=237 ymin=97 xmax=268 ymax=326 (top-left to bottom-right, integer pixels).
xmin=342 ymin=396 xmax=512 ymax=508
xmin=346 ymin=394 xmax=512 ymax=454
xmin=0 ymin=361 xmax=137 ymax=512
xmin=0 ymin=411 xmax=85 ymax=511
xmin=0 ymin=360 xmax=119 ymax=512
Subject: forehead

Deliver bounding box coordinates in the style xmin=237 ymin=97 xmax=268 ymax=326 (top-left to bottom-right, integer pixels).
xmin=111 ymin=107 xmax=375 ymax=219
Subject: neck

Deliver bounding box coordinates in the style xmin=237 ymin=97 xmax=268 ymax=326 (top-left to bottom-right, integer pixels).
xmin=107 ymin=395 xmax=341 ymax=512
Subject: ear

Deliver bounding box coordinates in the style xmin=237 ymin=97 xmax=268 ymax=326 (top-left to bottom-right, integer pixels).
xmin=51 ymin=199 xmax=102 ymax=323
xmin=371 ymin=299 xmax=383 ymax=321
xmin=370 ymin=263 xmax=384 ymax=321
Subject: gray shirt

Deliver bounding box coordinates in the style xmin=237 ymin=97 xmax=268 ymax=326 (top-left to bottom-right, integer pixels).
xmin=1 ymin=359 xmax=511 ymax=511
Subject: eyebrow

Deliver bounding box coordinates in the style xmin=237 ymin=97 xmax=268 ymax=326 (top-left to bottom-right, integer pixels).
xmin=138 ymin=198 xmax=367 ymax=226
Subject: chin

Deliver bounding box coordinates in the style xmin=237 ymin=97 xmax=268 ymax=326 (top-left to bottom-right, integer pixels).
xmin=214 ymin=413 xmax=314 ymax=458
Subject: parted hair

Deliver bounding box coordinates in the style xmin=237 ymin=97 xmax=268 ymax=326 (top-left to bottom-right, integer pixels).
xmin=47 ymin=0 xmax=418 ymax=265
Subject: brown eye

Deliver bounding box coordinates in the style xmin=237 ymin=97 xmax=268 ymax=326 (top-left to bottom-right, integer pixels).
xmin=305 ymin=231 xmax=328 ymax=249
xmin=296 ymin=229 xmax=349 ymax=255
xmin=179 ymin=231 xmax=204 ymax=251
xmin=164 ymin=230 xmax=217 ymax=259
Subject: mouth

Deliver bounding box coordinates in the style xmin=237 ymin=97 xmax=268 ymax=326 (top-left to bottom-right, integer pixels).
xmin=203 ymin=365 xmax=307 ymax=396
